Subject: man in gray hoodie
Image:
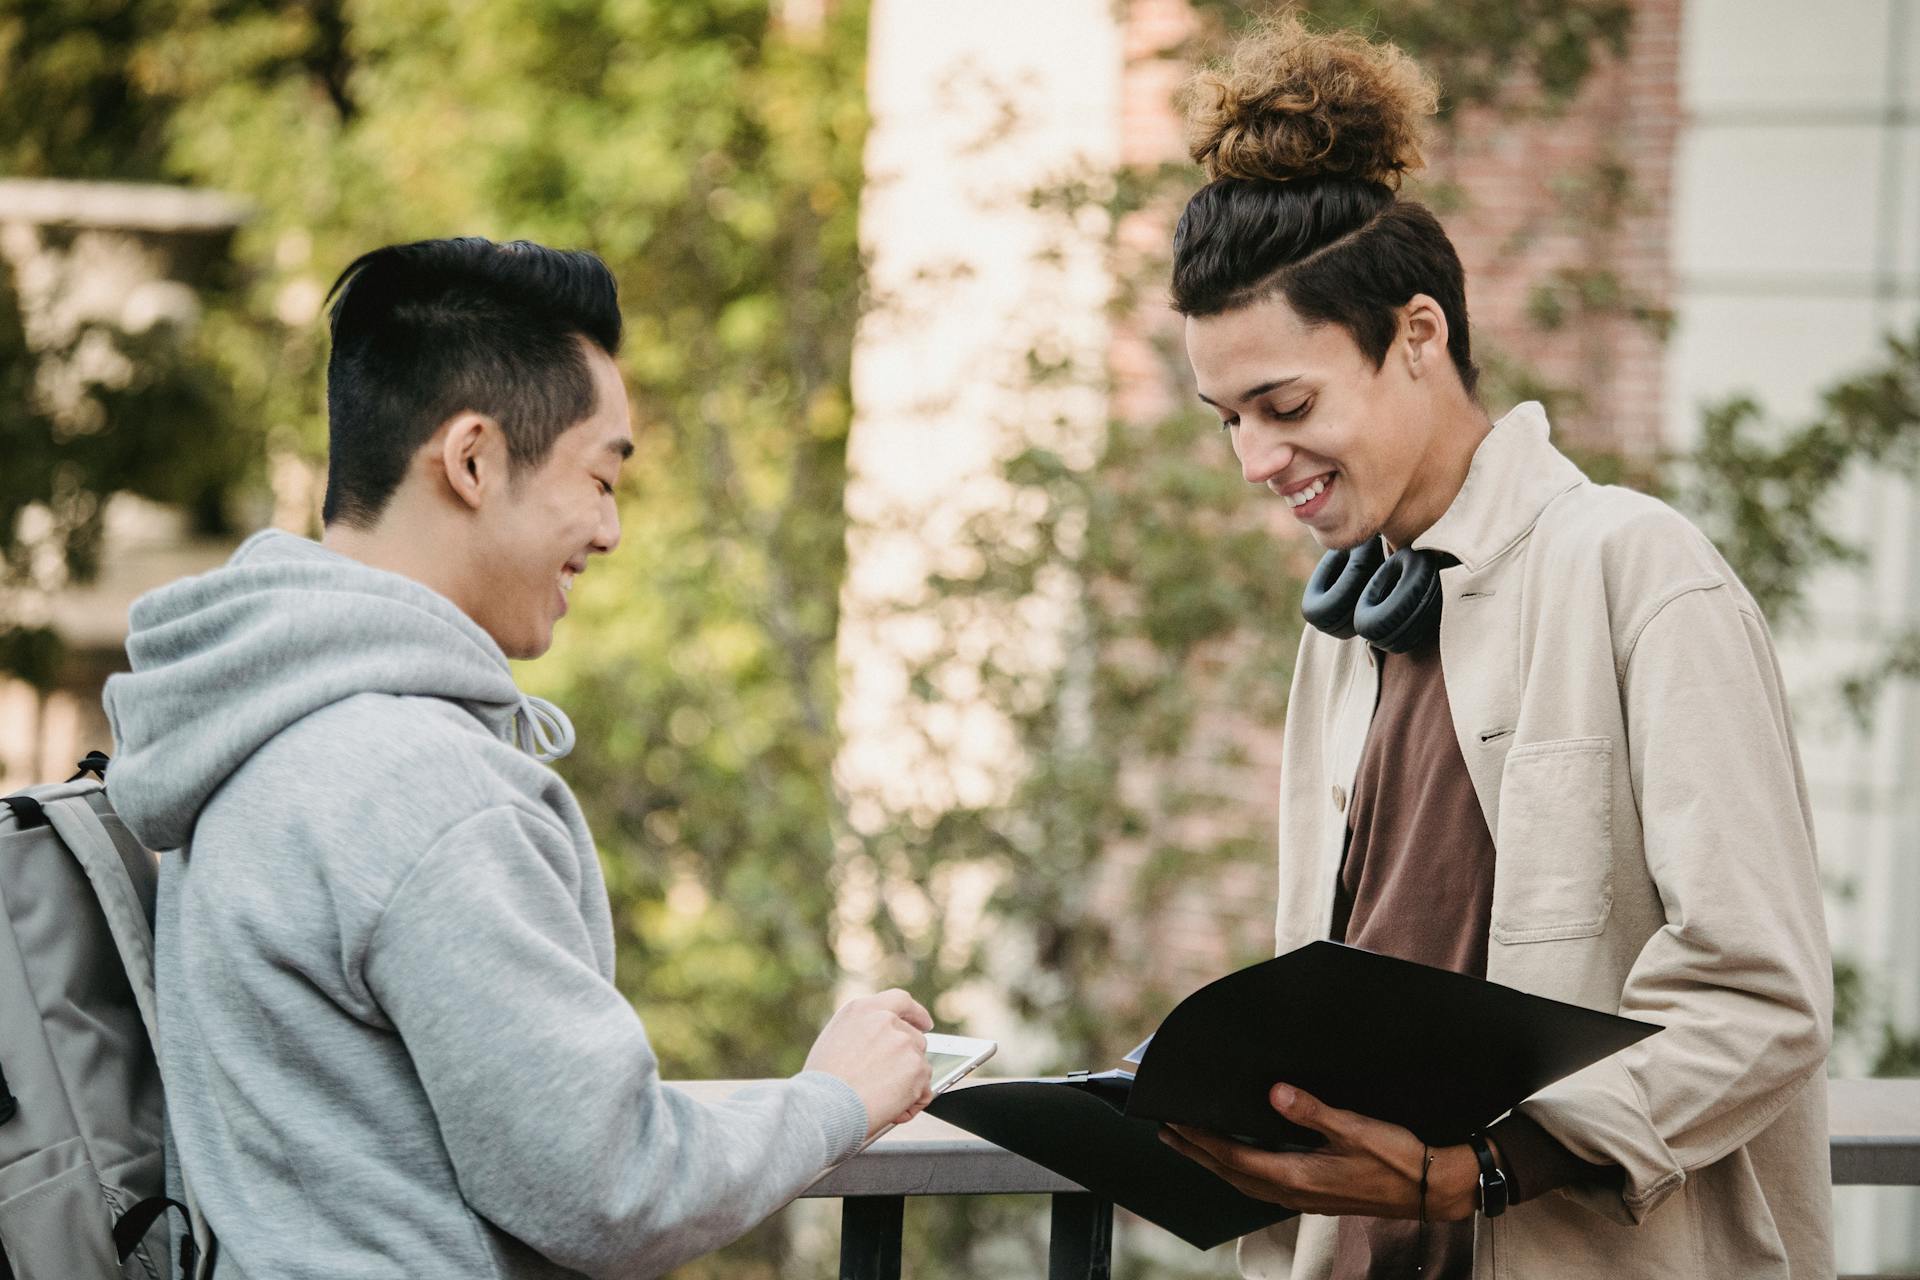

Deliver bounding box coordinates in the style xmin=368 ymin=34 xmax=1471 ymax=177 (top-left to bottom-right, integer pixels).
xmin=103 ymin=237 xmax=933 ymax=1278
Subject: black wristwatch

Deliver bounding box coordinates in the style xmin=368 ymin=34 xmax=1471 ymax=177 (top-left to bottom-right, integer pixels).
xmin=1468 ymin=1132 xmax=1508 ymax=1218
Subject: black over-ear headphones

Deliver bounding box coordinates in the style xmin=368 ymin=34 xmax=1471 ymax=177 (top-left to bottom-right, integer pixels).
xmin=1300 ymin=539 xmax=1453 ymax=653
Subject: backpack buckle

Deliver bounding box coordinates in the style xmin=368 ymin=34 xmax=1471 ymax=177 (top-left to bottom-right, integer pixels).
xmin=68 ymin=751 xmax=110 ymax=782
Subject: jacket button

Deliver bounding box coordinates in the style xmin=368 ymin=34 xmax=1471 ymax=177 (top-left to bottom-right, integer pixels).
xmin=1332 ymin=785 xmax=1347 ymax=813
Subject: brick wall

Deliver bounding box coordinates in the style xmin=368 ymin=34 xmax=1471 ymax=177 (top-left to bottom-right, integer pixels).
xmin=1423 ymin=0 xmax=1682 ymax=456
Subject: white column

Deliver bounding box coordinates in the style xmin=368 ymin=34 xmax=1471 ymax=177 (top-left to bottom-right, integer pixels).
xmin=836 ymin=0 xmax=1121 ymax=1049
xmin=1669 ymin=1 xmax=1920 ymax=1268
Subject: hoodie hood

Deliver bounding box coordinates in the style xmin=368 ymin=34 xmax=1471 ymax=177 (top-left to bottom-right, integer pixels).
xmin=104 ymin=529 xmax=574 ymax=850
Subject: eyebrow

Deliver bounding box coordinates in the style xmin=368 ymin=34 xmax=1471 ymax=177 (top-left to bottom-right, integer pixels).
xmin=1196 ymin=375 xmax=1302 ymax=408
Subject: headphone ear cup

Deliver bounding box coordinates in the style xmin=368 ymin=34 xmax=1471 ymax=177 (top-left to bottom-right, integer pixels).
xmin=1352 ymin=549 xmax=1446 ymax=653
xmin=1301 ymin=541 xmax=1385 ymax=640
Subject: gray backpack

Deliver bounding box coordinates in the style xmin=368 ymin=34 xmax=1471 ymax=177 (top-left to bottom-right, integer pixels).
xmin=0 ymin=754 xmax=213 ymax=1279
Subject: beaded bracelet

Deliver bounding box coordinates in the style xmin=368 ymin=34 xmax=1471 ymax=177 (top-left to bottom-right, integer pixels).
xmin=1414 ymin=1143 xmax=1435 ymax=1275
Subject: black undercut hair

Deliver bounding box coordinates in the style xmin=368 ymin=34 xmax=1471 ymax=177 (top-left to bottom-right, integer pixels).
xmin=1172 ymin=178 xmax=1478 ymax=397
xmin=321 ymin=236 xmax=622 ymax=528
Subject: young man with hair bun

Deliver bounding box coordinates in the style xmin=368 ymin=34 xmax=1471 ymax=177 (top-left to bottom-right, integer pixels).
xmin=1152 ymin=19 xmax=1834 ymax=1280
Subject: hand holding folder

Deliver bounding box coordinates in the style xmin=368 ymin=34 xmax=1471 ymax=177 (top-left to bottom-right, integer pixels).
xmin=926 ymin=941 xmax=1658 ymax=1249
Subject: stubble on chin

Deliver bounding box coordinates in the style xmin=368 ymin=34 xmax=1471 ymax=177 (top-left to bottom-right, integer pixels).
xmin=1316 ymin=521 xmax=1378 ymax=553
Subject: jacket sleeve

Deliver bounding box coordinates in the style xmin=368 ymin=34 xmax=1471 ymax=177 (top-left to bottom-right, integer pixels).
xmin=1518 ymin=582 xmax=1832 ymax=1224
xmin=1486 ymin=1111 xmax=1618 ymax=1204
xmin=363 ymin=804 xmax=869 ymax=1278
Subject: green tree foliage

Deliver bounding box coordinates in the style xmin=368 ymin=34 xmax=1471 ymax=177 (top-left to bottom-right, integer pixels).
xmin=1682 ymin=324 xmax=1920 ymax=626
xmin=5 ymin=3 xmax=869 ymax=1273
xmin=854 ymin=408 xmax=1310 ymax=1066
xmin=0 ymin=0 xmax=177 ymax=180
xmin=0 ymin=245 xmax=242 ymax=686
xmin=1196 ymin=0 xmax=1632 ymax=112
xmin=1682 ymin=326 xmax=1920 ymax=1080
xmin=0 ymin=0 xmax=248 ymax=686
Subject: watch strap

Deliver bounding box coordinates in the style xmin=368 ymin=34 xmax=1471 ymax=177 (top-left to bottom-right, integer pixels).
xmin=1468 ymin=1132 xmax=1509 ymax=1218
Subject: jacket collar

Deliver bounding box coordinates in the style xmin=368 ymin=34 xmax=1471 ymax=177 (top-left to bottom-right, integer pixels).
xmin=1410 ymin=401 xmax=1586 ymax=572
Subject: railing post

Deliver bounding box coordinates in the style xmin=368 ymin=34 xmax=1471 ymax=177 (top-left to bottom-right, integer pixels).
xmin=840 ymin=1195 xmax=905 ymax=1280
xmin=1047 ymin=1193 xmax=1113 ymax=1280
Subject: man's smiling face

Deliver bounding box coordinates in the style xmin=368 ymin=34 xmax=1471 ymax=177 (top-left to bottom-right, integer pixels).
xmin=1186 ymin=291 xmax=1442 ymax=552
xmin=469 ymin=340 xmax=633 ymax=659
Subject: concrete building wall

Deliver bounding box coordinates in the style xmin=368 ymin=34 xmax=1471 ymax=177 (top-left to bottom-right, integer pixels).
xmin=1667 ymin=0 xmax=1920 ymax=1267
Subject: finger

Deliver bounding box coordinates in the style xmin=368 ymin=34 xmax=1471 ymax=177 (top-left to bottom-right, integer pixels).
xmin=1165 ymin=1122 xmax=1232 ymax=1156
xmin=897 ymin=1088 xmax=934 ymax=1125
xmin=1165 ymin=1125 xmax=1304 ymax=1182
xmin=1159 ymin=1126 xmax=1231 ymax=1178
xmin=1269 ymin=1082 xmax=1362 ymax=1143
xmin=1160 ymin=1129 xmax=1296 ymax=1205
xmin=867 ymin=988 xmax=935 ymax=1031
xmin=1271 ymin=1083 xmax=1420 ymax=1168
xmin=1164 ymin=1123 xmax=1268 ymax=1166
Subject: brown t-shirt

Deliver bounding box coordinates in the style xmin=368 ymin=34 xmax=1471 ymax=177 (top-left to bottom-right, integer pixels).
xmin=1328 ymin=644 xmax=1611 ymax=1280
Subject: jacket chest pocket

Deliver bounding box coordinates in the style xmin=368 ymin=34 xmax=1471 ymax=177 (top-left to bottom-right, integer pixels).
xmin=1491 ymin=737 xmax=1613 ymax=943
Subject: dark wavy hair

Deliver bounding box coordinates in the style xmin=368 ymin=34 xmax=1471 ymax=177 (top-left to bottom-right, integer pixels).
xmin=1172 ymin=178 xmax=1478 ymax=396
xmin=321 ymin=236 xmax=623 ymax=527
xmin=1171 ymin=16 xmax=1479 ymax=396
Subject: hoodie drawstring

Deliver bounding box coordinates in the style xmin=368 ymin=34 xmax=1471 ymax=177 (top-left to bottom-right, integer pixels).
xmin=511 ymin=695 xmax=577 ymax=762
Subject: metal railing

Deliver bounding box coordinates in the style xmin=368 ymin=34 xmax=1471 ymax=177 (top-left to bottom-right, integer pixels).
xmin=672 ymin=1078 xmax=1920 ymax=1280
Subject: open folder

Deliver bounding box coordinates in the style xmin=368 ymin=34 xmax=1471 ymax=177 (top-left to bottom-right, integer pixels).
xmin=925 ymin=941 xmax=1659 ymax=1250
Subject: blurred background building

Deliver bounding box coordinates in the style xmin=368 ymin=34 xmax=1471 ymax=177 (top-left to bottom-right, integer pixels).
xmin=0 ymin=177 xmax=247 ymax=781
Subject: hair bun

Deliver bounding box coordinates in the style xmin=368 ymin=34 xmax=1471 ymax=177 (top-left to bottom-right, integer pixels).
xmin=1185 ymin=14 xmax=1438 ymax=189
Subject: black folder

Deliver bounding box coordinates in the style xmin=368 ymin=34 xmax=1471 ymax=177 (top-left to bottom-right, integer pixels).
xmin=926 ymin=941 xmax=1659 ymax=1249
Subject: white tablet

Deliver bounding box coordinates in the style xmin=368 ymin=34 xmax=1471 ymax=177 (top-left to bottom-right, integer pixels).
xmin=925 ymin=1032 xmax=997 ymax=1093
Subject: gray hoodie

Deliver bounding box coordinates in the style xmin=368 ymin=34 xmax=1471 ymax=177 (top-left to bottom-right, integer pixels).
xmin=103 ymin=530 xmax=868 ymax=1280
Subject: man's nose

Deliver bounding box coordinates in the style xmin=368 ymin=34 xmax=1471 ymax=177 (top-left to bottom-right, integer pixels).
xmin=1238 ymin=428 xmax=1295 ymax=488
xmin=594 ymin=504 xmax=622 ymax=555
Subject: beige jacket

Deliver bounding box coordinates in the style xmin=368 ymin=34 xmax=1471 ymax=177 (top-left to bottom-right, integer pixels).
xmin=1238 ymin=403 xmax=1834 ymax=1280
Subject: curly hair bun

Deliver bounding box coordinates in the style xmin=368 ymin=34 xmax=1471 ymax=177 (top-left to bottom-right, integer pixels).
xmin=1185 ymin=13 xmax=1439 ymax=189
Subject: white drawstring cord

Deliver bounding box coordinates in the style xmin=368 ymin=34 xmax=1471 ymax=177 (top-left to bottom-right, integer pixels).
xmin=511 ymin=695 xmax=577 ymax=762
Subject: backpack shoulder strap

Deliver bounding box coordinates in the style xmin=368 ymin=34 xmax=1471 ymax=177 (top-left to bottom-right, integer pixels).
xmin=40 ymin=794 xmax=215 ymax=1280
xmin=41 ymin=796 xmax=159 ymax=1046
xmin=0 ymin=794 xmax=46 ymax=829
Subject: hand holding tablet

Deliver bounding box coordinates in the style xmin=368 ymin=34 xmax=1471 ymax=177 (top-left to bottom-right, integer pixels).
xmin=854 ymin=1033 xmax=997 ymax=1152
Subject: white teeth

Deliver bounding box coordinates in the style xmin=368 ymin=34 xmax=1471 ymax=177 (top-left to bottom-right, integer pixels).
xmin=1286 ymin=474 xmax=1332 ymax=508
xmin=560 ymin=571 xmax=576 ymax=594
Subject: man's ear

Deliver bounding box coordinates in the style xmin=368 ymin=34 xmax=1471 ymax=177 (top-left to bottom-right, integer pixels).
xmin=437 ymin=412 xmax=505 ymax=512
xmin=1401 ymin=294 xmax=1449 ymax=379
